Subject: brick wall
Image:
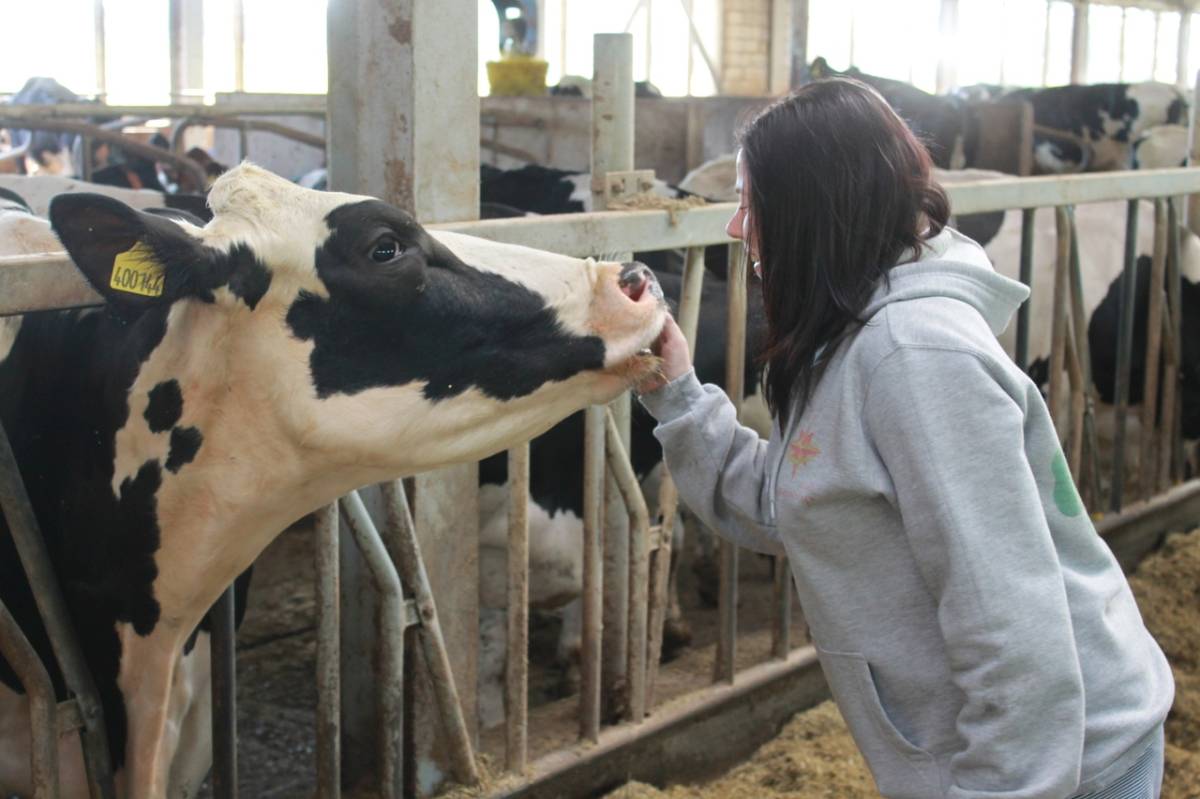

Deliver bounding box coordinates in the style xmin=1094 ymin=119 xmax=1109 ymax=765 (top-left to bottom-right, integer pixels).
xmin=721 ymin=0 xmax=772 ymax=96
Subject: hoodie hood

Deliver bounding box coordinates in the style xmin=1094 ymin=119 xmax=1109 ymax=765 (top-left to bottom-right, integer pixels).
xmin=862 ymin=226 xmax=1029 ymax=336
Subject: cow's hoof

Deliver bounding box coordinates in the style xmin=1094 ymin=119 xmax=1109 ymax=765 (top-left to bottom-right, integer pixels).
xmin=661 ymin=618 xmax=693 ymax=662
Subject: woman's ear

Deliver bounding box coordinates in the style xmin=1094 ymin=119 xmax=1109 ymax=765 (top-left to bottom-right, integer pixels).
xmin=49 ymin=192 xmax=213 ymax=312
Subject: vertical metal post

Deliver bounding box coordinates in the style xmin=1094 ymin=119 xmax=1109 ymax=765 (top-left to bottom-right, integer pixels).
xmin=0 ymin=420 xmax=115 ymax=799
xmin=592 ymin=32 xmax=635 ymax=721
xmin=1111 ymin=200 xmax=1141 ymax=512
xmin=716 ymin=241 xmax=747 ymax=685
xmin=581 ymin=405 xmax=605 ymax=743
xmin=1165 ymin=199 xmax=1185 ymax=486
xmin=1016 ymin=208 xmax=1036 ymax=372
xmin=1049 ymin=207 xmax=1072 ymax=437
xmin=210 ymin=585 xmax=238 ymax=799
xmin=1071 ymin=0 xmax=1089 ymax=84
xmin=1139 ymin=200 xmax=1169 ymax=501
xmin=314 ymin=503 xmax=341 ymax=799
xmin=505 ymin=443 xmax=530 ymax=772
xmin=232 ymin=0 xmax=245 ymax=92
xmin=94 ymin=0 xmax=107 ymax=99
xmin=1041 ymin=0 xmax=1053 ymax=86
xmin=327 ymin=2 xmax=481 ymax=791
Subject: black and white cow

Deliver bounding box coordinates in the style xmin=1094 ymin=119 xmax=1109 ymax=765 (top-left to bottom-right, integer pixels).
xmin=475 ymin=268 xmax=771 ymax=727
xmin=1004 ymin=82 xmax=1187 ymax=173
xmin=0 ymin=163 xmax=667 ymax=798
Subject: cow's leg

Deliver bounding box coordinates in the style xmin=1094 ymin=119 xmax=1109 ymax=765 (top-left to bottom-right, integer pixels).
xmin=477 ymin=607 xmax=508 ymax=730
xmin=117 ymin=625 xmax=190 ymax=799
xmin=166 ymin=633 xmax=214 ymax=799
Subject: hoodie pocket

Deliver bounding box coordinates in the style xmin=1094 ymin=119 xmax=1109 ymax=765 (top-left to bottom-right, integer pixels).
xmin=816 ymin=645 xmax=941 ymax=798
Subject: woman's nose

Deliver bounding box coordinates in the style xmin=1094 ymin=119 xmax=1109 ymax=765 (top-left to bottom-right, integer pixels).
xmin=726 ymin=210 xmax=743 ymax=241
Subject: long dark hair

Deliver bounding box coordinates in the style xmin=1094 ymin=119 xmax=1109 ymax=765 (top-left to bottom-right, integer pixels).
xmin=739 ymin=77 xmax=950 ymax=423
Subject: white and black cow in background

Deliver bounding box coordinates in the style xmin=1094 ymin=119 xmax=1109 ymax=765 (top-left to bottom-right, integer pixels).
xmin=808 ymin=57 xmax=1188 ymax=174
xmin=0 ymin=164 xmax=667 ymax=798
xmin=475 ymin=268 xmax=772 ymax=728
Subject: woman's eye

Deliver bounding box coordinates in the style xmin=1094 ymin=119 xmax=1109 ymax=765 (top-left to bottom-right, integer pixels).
xmin=370 ymin=238 xmax=402 ymax=263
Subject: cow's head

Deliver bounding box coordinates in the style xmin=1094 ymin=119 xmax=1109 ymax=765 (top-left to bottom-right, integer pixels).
xmin=50 ymin=164 xmax=667 ymax=491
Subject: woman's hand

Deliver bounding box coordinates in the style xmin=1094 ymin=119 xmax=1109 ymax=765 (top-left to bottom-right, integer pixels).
xmin=636 ymin=315 xmax=691 ymax=394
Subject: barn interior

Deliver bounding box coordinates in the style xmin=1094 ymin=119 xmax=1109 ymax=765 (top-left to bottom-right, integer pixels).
xmin=3 ymin=1 xmax=1200 ymax=798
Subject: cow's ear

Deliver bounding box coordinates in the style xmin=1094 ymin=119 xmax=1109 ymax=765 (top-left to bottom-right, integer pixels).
xmin=49 ymin=193 xmax=212 ymax=309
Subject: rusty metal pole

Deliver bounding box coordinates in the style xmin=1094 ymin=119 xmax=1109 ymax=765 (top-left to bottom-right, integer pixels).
xmin=505 ymin=443 xmax=530 ymax=771
xmin=1139 ymin=200 xmax=1169 ymax=500
xmin=716 ymin=241 xmax=747 ymax=685
xmin=314 ymin=503 xmax=341 ymax=799
xmin=1050 ymin=207 xmax=1072 ymax=438
xmin=581 ymin=405 xmax=605 ymax=743
xmin=1111 ymin=201 xmax=1141 ymax=512
xmin=0 ymin=599 xmax=58 ymax=799
xmin=210 ymin=584 xmax=238 ymax=799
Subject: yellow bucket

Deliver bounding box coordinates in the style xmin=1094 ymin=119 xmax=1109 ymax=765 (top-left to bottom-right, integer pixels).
xmin=486 ymin=55 xmax=549 ymax=97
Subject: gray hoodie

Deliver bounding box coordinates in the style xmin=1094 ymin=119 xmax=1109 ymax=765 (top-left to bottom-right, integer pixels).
xmin=639 ymin=227 xmax=1174 ymax=799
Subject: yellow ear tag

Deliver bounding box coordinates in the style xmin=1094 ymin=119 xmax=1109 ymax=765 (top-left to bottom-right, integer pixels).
xmin=110 ymin=242 xmax=165 ymax=298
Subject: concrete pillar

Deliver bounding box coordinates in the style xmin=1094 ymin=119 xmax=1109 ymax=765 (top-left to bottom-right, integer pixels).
xmin=327 ymin=0 xmax=480 ymax=794
xmin=168 ymin=0 xmax=204 ymax=103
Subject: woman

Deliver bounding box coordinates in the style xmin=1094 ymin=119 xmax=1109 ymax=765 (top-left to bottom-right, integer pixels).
xmin=637 ymin=79 xmax=1173 ymax=799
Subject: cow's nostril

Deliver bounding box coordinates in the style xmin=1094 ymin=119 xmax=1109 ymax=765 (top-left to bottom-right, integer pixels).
xmin=619 ymin=262 xmax=650 ymax=301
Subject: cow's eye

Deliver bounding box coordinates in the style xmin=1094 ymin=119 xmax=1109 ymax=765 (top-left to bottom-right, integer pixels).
xmin=370 ymin=237 xmax=403 ymax=263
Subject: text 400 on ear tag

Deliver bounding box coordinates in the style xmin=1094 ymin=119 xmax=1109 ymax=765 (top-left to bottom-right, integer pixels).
xmin=110 ymin=243 xmax=165 ymax=297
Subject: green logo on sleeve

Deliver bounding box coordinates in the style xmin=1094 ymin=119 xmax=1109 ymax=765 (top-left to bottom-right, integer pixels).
xmin=1051 ymin=450 xmax=1084 ymax=518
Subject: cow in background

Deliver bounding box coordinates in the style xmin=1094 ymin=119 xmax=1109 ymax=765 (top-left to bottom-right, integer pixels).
xmin=0 ymin=163 xmax=667 ymax=798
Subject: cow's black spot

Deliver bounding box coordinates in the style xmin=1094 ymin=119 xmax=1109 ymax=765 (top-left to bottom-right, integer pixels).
xmin=144 ymin=380 xmax=183 ymax=433
xmin=287 ymin=200 xmax=607 ymax=402
xmin=222 ymin=243 xmax=272 ymax=310
xmin=166 ymin=426 xmax=202 ymax=473
xmin=0 ymin=299 xmax=177 ymax=771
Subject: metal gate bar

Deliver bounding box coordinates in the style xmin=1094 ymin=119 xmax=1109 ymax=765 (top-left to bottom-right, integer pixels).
xmin=1111 ymin=200 xmax=1141 ymax=511
xmin=715 ymin=241 xmax=747 ymax=685
xmin=1015 ymin=208 xmax=1036 ymax=372
xmin=314 ymin=503 xmax=340 ymax=799
xmin=0 ymin=597 xmax=58 ymax=799
xmin=603 ymin=410 xmax=651 ymax=723
xmin=0 ymin=418 xmax=115 ymax=799
xmin=580 ymin=405 xmax=605 ymax=742
xmin=506 ymin=443 xmax=530 ymax=771
xmin=1138 ymin=199 xmax=1170 ymax=502
xmin=210 ymin=585 xmax=238 ymax=799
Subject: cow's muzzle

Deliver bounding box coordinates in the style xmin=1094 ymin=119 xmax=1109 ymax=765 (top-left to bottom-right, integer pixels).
xmin=618 ymin=261 xmax=661 ymax=303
